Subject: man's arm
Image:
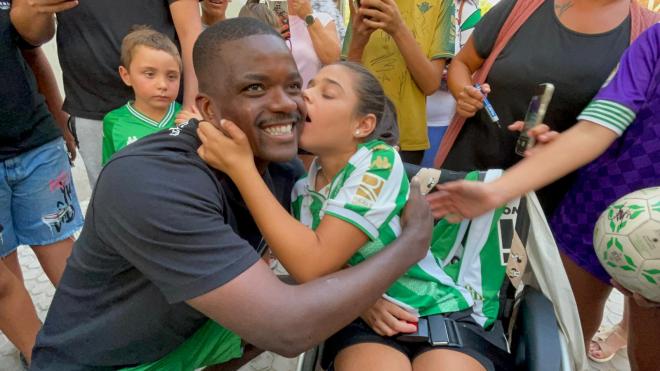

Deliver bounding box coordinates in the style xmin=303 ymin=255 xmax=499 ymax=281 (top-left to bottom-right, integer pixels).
xmin=188 ymin=180 xmax=433 ymax=356
xmin=170 ymin=0 xmax=203 ymax=111
xmin=10 ymin=0 xmax=78 ymax=46
xmin=21 ymin=47 xmax=77 ymax=161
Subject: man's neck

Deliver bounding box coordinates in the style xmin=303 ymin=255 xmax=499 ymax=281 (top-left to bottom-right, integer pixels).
xmin=132 ymin=100 xmax=169 ymax=123
xmin=202 ymin=13 xmax=225 ymax=27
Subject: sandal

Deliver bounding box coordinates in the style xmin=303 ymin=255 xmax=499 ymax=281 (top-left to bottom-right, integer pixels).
xmin=588 ymin=324 xmax=628 ymax=363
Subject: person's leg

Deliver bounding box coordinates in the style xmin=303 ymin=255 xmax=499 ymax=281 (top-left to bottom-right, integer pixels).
xmin=2 ymin=250 xmax=24 ymax=282
xmin=560 ymin=252 xmax=612 ymax=348
xmin=31 ymin=236 xmax=74 ymax=287
xmin=412 ymin=349 xmax=486 ymax=371
xmin=334 ymin=343 xmax=412 ymax=371
xmin=11 ymin=139 xmax=83 ymax=287
xmin=0 ymin=260 xmax=41 ymax=364
xmin=589 ymin=296 xmax=629 ymax=362
xmin=626 ymin=300 xmax=660 ymax=371
xmin=73 ymin=117 xmax=104 ymax=188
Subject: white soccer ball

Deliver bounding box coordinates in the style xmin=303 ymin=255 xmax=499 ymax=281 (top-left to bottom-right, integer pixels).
xmin=593 ymin=187 xmax=660 ymax=302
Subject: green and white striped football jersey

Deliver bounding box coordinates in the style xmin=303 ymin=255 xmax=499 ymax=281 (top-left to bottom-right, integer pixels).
xmin=292 ymin=143 xmax=507 ymax=327
xmin=102 ymin=101 xmax=180 ymax=165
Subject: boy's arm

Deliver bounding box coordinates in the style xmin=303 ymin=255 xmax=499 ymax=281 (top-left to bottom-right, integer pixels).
xmin=170 ymin=0 xmax=203 ymax=111
xmin=357 ymin=0 xmax=449 ymax=95
xmin=21 ymin=47 xmax=77 ymax=161
xmin=10 ymin=0 xmax=77 ymax=46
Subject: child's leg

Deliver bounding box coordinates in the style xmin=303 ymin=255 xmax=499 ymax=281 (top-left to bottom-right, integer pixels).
xmin=2 ymin=251 xmax=25 ymax=282
xmin=560 ymin=252 xmax=612 ymax=348
xmin=589 ymin=297 xmax=629 ymax=362
xmin=627 ymin=300 xmax=660 ymax=371
xmin=334 ymin=343 xmax=412 ymax=371
xmin=0 ymin=260 xmax=41 ymax=364
xmin=412 ymin=349 xmax=486 ymax=371
xmin=31 ymin=236 xmax=74 ymax=287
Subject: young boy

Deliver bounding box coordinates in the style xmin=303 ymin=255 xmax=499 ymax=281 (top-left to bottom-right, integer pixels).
xmin=102 ymin=27 xmax=183 ymax=165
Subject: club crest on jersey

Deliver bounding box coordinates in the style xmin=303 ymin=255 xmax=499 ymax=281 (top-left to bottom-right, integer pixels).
xmin=371 ymin=155 xmax=392 ymax=170
xmin=353 ymin=173 xmax=385 ymax=207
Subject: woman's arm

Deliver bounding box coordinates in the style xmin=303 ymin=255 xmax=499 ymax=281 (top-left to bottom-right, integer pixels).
xmin=170 ymin=0 xmax=203 ymax=111
xmin=447 ymin=37 xmax=490 ymax=118
xmin=21 ymin=47 xmax=77 ymax=161
xmin=358 ymin=0 xmax=444 ymax=95
xmin=292 ymin=0 xmax=341 ymax=65
xmin=427 ymin=121 xmax=618 ymax=221
xmin=198 ymin=120 xmax=372 ymax=283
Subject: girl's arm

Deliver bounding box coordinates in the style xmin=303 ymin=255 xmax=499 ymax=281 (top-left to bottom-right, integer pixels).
xmin=447 ymin=37 xmax=490 ymax=118
xmin=198 ymin=120 xmax=373 ymax=283
xmin=170 ymin=0 xmax=203 ymax=111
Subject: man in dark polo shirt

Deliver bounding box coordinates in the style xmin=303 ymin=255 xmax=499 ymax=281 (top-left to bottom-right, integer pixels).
xmin=30 ymin=18 xmax=434 ymax=370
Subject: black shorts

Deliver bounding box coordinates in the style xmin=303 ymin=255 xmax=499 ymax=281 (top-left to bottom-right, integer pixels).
xmin=322 ymin=309 xmax=504 ymax=371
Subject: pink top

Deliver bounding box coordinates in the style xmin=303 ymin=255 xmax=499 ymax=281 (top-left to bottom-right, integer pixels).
xmin=289 ymin=11 xmax=334 ymax=88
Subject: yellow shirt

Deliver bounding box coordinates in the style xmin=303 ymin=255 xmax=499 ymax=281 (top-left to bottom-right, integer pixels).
xmin=344 ymin=0 xmax=456 ymax=151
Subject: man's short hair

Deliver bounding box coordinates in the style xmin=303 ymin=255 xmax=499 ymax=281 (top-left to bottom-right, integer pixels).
xmin=193 ymin=17 xmax=283 ymax=94
xmin=120 ymin=25 xmax=182 ymax=70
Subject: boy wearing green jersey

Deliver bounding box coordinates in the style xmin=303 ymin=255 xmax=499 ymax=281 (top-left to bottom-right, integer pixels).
xmin=102 ymin=27 xmax=189 ymax=165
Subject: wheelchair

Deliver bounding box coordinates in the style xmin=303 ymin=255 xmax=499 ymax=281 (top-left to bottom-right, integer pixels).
xmin=289 ymin=165 xmax=582 ymax=371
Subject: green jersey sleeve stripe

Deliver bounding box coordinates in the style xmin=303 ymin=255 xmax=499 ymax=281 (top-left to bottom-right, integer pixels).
xmin=325 ymin=205 xmax=379 ymax=241
xmin=579 ymin=100 xmax=635 ymax=135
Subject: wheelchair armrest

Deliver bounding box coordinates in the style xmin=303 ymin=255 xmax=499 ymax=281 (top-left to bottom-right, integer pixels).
xmin=511 ymin=286 xmax=562 ymax=371
xmin=402 ymin=163 xmax=485 ymax=184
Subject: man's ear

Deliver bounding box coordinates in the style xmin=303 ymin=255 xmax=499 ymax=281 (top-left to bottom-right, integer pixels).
xmin=354 ymin=113 xmax=377 ymax=140
xmin=196 ymin=94 xmax=220 ymax=126
xmin=118 ymin=66 xmax=132 ymax=87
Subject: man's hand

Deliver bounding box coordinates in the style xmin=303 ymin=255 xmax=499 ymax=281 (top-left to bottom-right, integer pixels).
xmin=508 ymin=121 xmax=560 ymax=156
xmin=18 ymin=0 xmax=78 ymax=14
xmin=611 ymin=280 xmax=660 ymax=309
xmin=358 ymin=0 xmax=404 ymax=36
xmin=197 ymin=120 xmax=255 ymax=178
xmin=291 ymin=0 xmax=313 ymax=18
xmin=63 ymin=127 xmax=77 ymax=163
xmin=361 ymin=298 xmax=418 ymax=337
xmin=456 ymin=84 xmax=489 ymax=118
xmin=400 ymin=177 xmax=433 ymax=258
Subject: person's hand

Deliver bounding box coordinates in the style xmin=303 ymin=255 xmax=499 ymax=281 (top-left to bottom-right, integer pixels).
xmin=175 ymin=107 xmax=202 ymax=126
xmin=280 ymin=23 xmax=291 ymax=40
xmin=290 ymin=0 xmax=312 ymax=18
xmin=361 ymin=298 xmax=418 ymax=337
xmin=400 ymin=177 xmax=433 ymax=258
xmin=611 ymin=280 xmax=660 ymax=309
xmin=349 ymin=0 xmax=377 ymax=44
xmin=358 ymin=0 xmax=404 ymax=36
xmin=21 ymin=0 xmax=79 ymax=14
xmin=456 ymin=84 xmax=489 ymax=118
xmin=426 ymin=180 xmax=508 ymax=222
xmin=508 ymin=121 xmax=560 ymax=156
xmin=197 ymin=119 xmax=255 ymax=178
xmin=63 ymin=128 xmax=77 ymax=164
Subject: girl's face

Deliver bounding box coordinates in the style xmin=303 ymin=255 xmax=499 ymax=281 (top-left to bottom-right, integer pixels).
xmin=300 ymin=65 xmax=374 ymax=156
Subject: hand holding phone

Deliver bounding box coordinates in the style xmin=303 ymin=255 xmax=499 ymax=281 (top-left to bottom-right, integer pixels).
xmin=515 ymin=83 xmax=555 ymax=156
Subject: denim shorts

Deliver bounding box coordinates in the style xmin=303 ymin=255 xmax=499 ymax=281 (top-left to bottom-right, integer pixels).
xmin=0 ymin=138 xmax=84 ymax=256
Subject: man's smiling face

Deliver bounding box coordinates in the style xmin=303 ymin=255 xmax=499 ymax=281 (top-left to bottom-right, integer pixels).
xmin=204 ymin=34 xmax=306 ymax=166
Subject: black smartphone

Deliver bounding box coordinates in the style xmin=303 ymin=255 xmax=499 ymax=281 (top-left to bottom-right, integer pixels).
xmin=515 ymin=83 xmax=555 ymax=156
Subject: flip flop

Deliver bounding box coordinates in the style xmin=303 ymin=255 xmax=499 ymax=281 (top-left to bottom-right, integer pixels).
xmin=588 ymin=324 xmax=628 ymax=363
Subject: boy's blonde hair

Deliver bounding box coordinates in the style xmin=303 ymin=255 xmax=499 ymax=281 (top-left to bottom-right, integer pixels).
xmin=238 ymin=0 xmax=281 ymax=31
xmin=120 ymin=26 xmax=182 ymax=70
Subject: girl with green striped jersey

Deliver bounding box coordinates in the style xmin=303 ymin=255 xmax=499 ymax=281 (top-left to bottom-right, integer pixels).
xmin=198 ymin=61 xmax=505 ymax=371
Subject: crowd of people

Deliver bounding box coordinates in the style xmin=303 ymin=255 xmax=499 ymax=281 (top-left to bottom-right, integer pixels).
xmin=0 ymin=0 xmax=658 ymax=370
